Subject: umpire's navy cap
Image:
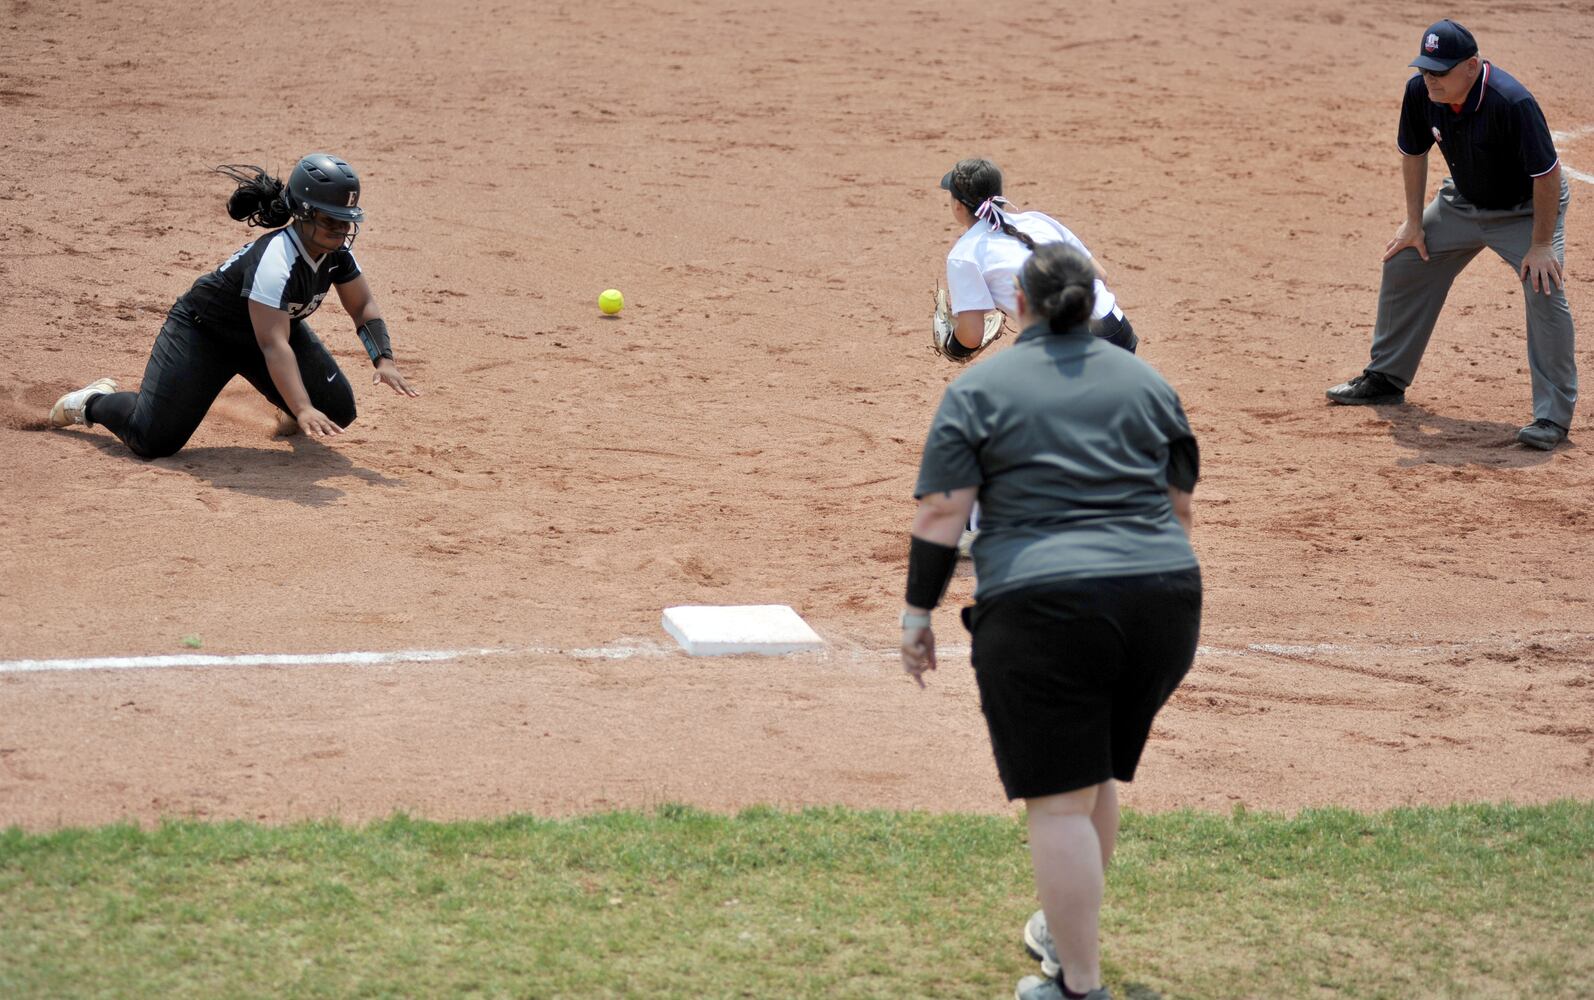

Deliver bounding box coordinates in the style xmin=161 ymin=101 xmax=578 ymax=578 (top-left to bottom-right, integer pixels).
xmin=1409 ymin=19 xmax=1477 ymax=72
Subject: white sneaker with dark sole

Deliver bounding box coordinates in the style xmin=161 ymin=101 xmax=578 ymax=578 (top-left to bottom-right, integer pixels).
xmin=49 ymin=377 xmax=119 ymax=428
xmin=1024 ymin=908 xmax=1060 ymax=978
xmin=1015 ymin=975 xmax=1110 ymax=1000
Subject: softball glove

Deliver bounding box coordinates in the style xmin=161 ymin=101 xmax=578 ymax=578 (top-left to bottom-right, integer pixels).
xmin=932 ymin=286 xmax=1008 ymax=364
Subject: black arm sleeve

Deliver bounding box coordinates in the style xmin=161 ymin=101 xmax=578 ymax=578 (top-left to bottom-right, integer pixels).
xmin=905 ymin=536 xmax=959 ymax=609
xmin=356 ymin=318 xmax=393 ymax=365
xmin=1167 ymin=435 xmax=1199 ymax=493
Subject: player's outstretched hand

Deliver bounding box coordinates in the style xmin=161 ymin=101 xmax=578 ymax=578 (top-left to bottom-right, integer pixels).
xmin=901 ymin=624 xmax=937 ymax=689
xmin=374 ymin=358 xmax=420 ymax=397
xmin=295 ymin=407 xmax=345 ymax=439
xmin=1520 ymin=244 xmax=1565 ymax=295
xmin=1383 ymin=218 xmax=1429 ymax=263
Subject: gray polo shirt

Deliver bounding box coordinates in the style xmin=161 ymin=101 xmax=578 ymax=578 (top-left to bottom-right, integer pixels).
xmin=914 ymin=323 xmax=1199 ymax=599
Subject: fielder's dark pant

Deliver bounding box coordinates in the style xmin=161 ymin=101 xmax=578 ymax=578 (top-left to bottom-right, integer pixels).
xmin=86 ymin=310 xmax=356 ymax=458
xmin=1093 ymin=312 xmax=1138 ymax=353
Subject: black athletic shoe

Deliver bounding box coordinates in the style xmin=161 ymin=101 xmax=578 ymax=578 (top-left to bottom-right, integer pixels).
xmin=1516 ymin=419 xmax=1568 ymax=450
xmin=1325 ymin=371 xmax=1405 ymax=405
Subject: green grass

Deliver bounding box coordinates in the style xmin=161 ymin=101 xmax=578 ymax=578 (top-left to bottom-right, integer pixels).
xmin=2 ymin=803 xmax=1590 ymax=999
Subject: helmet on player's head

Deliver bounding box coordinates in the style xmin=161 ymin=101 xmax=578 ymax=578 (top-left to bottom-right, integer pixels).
xmin=286 ymin=153 xmax=365 ymax=224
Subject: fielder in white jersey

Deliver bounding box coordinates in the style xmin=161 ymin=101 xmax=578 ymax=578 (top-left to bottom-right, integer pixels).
xmin=940 ymin=158 xmax=1137 ymax=357
xmin=936 ymin=159 xmax=1138 ymax=554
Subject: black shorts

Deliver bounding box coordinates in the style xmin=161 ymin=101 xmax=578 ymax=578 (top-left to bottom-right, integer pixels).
xmin=964 ymin=569 xmax=1201 ymax=801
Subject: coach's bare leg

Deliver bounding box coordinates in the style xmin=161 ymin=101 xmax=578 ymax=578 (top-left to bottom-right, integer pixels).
xmin=1093 ymin=779 xmax=1119 ymax=870
xmin=1028 ymin=783 xmax=1108 ymax=993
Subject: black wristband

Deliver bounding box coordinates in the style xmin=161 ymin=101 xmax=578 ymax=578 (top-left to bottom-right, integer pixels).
xmin=905 ymin=535 xmax=959 ymax=610
xmin=357 ymin=318 xmax=394 ymax=366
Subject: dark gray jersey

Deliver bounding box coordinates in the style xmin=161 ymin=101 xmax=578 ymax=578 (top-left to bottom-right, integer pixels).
xmin=915 ymin=322 xmax=1198 ymax=599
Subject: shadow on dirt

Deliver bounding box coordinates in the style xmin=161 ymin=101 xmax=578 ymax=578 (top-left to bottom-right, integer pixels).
xmin=1371 ymin=402 xmax=1566 ymax=468
xmin=77 ymin=434 xmax=403 ymax=508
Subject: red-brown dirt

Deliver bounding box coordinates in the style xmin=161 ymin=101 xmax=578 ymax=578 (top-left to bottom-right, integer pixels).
xmin=2 ymin=0 xmax=1592 ymax=830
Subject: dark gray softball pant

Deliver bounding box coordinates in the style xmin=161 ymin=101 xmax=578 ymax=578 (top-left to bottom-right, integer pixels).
xmin=1367 ymin=177 xmax=1576 ymax=428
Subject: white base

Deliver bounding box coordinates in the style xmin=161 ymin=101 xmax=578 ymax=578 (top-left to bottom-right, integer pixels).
xmin=661 ymin=605 xmax=824 ymax=656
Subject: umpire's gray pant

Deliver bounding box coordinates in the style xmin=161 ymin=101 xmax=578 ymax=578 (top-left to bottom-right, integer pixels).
xmin=1369 ymin=178 xmax=1577 ymax=428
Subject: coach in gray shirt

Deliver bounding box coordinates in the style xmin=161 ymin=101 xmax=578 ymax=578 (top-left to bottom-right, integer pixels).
xmin=899 ymin=244 xmax=1200 ymax=1000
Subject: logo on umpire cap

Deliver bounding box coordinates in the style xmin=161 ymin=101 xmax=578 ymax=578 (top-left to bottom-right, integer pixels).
xmin=1424 ymin=32 xmax=1439 ymax=52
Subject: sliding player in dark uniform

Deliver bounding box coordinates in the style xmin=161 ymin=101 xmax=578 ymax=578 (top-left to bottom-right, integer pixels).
xmin=49 ymin=152 xmax=418 ymax=457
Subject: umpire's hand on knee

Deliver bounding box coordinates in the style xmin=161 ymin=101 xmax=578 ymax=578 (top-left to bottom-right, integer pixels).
xmin=1383 ymin=218 xmax=1429 ymax=262
xmin=1521 ymin=243 xmax=1565 ymax=294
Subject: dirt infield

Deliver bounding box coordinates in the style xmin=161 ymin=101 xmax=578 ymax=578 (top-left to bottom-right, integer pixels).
xmin=2 ymin=0 xmax=1592 ymax=831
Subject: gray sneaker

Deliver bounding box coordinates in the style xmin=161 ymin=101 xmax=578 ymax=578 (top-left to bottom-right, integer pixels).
xmin=1023 ymin=909 xmax=1060 ymax=979
xmin=1015 ymin=975 xmax=1111 ymax=1000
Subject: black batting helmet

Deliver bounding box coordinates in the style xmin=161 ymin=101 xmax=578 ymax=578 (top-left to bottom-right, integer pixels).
xmin=286 ymin=153 xmax=364 ymax=223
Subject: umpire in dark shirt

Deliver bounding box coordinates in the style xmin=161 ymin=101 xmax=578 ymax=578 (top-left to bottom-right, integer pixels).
xmin=900 ymin=243 xmax=1200 ymax=1000
xmin=1326 ymin=19 xmax=1576 ymax=450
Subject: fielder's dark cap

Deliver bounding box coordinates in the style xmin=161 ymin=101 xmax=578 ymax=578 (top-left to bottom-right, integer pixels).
xmin=1409 ymin=19 xmax=1477 ymax=72
xmin=940 ymin=169 xmax=973 ymax=208
xmin=940 ymin=159 xmax=1001 ymax=209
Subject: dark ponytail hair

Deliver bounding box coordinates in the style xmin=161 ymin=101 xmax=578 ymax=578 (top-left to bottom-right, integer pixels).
xmin=945 ymin=156 xmax=1037 ymax=250
xmin=213 ymin=164 xmax=292 ymax=228
xmin=997 ymin=216 xmax=1037 ymax=252
xmin=1019 ymin=243 xmax=1097 ymax=333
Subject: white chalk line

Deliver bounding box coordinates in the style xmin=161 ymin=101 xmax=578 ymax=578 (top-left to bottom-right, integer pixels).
xmin=2 ymin=634 xmax=1587 ymax=675
xmin=0 ymin=644 xmax=674 ymax=675
xmin=1550 ymin=127 xmax=1594 ymax=185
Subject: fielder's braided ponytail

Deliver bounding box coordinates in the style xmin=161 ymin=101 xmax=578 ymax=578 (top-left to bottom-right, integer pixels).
xmin=214 ymin=164 xmax=292 ymax=228
xmin=949 ymin=158 xmax=1036 ymax=249
xmin=998 ymin=217 xmax=1037 ymax=251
